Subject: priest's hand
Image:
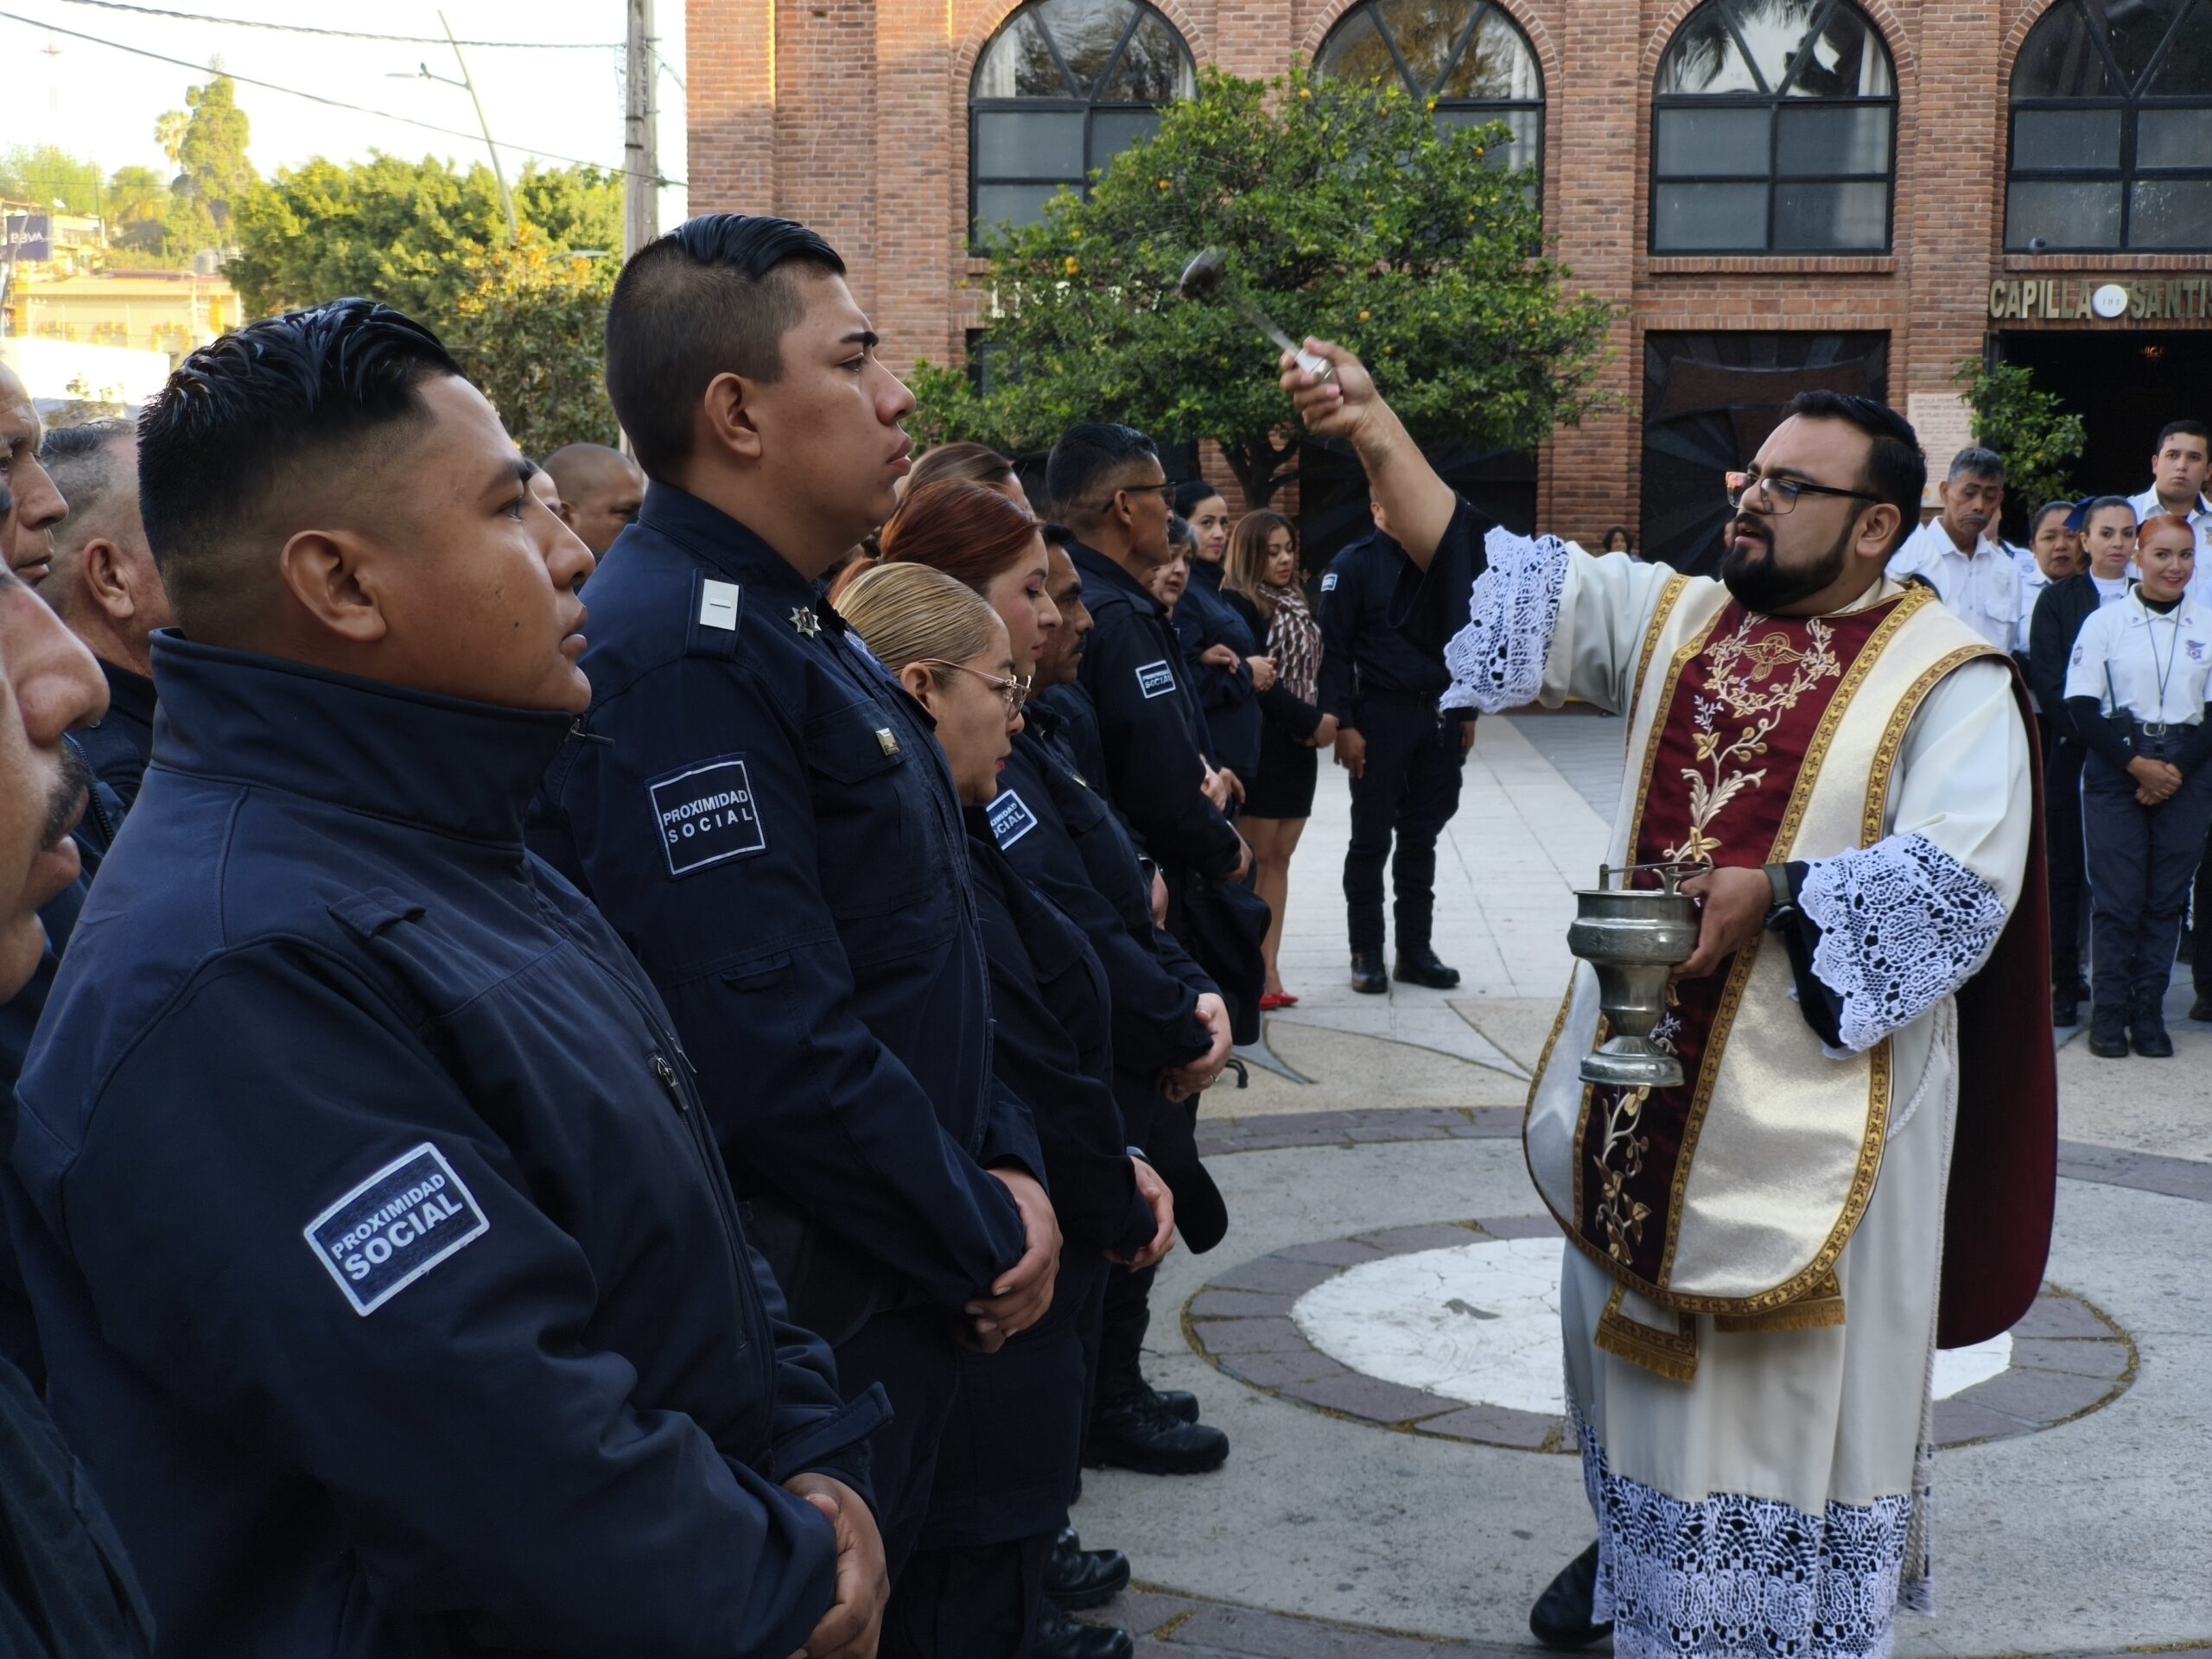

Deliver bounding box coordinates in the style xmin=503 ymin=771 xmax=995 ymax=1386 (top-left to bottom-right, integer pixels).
xmin=1675 ymin=866 xmax=1771 ymax=979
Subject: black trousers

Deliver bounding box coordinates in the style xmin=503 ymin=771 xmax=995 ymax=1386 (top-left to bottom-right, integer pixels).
xmin=2082 ymin=743 xmax=2212 ymax=1014
xmin=1093 ymin=1261 xmax=1155 ymax=1408
xmin=2192 ymin=818 xmax=2212 ymax=995
xmin=2046 ymin=737 xmax=2088 ymax=995
xmin=1343 ymin=699 xmax=1471 ymax=955
xmin=880 ymin=1533 xmax=1050 ymax=1659
xmin=833 ymin=1305 xmax=963 ymax=1582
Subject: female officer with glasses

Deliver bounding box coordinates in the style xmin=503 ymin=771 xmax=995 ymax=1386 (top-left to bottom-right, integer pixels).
xmin=2065 ymin=512 xmax=2212 ymax=1059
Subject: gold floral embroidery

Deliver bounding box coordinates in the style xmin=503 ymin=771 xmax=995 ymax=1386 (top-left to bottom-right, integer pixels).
xmin=1591 ymin=1008 xmax=1679 ymax=1261
xmin=1663 ymin=614 xmax=1841 ymax=864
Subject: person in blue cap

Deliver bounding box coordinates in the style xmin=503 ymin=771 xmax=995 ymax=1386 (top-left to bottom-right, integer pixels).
xmin=10 ymin=299 xmax=891 ymax=1659
xmin=525 ymin=216 xmax=1059 ymax=1604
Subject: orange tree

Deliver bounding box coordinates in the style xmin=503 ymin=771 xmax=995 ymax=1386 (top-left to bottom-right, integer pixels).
xmin=909 ymin=66 xmax=1611 ymax=509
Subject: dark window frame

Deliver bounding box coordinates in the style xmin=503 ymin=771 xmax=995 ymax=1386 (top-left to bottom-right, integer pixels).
xmin=968 ymin=0 xmax=1194 ymax=251
xmin=1312 ymin=0 xmax=1547 ymax=194
xmin=1647 ymin=0 xmax=1898 ymax=257
xmin=2004 ymin=0 xmax=2212 ymax=253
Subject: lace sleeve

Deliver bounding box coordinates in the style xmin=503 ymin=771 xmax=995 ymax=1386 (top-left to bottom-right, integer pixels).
xmin=1796 ymin=832 xmax=2010 ymax=1054
xmin=1440 ymin=529 xmax=1570 ymax=713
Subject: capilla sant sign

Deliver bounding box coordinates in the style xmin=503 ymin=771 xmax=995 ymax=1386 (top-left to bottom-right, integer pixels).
xmin=1989 ymin=276 xmax=2211 ymax=323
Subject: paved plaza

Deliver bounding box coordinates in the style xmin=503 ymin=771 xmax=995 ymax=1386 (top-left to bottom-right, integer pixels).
xmin=1073 ymin=709 xmax=2212 ymax=1658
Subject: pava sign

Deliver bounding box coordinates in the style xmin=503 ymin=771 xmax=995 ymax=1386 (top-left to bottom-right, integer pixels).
xmin=1989 ymin=276 xmax=2210 ymax=323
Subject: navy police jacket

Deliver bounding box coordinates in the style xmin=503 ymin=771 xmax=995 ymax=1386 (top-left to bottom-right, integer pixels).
xmin=1316 ymin=531 xmax=1452 ymax=721
xmin=1170 ymin=561 xmax=1262 ymax=780
xmin=10 ymin=635 xmax=887 ymax=1659
xmin=529 ymin=484 xmax=1034 ymax=1337
xmin=1069 ymin=541 xmax=1243 ymax=879
xmin=990 ymin=696 xmax=1214 ymax=1089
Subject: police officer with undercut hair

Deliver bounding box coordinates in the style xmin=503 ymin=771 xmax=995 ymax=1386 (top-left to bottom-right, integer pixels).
xmin=528 ymin=216 xmax=1057 ymax=1595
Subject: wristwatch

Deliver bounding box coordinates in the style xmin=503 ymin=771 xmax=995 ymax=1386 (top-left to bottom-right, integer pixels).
xmin=1762 ymin=861 xmax=1796 ymax=930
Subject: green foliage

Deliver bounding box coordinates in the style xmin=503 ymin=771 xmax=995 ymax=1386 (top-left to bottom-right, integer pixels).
xmin=1951 ymin=355 xmax=2086 ymax=513
xmin=442 ymin=233 xmax=621 ymax=458
xmin=0 ymin=145 xmax=108 ymax=215
xmin=913 ymin=66 xmax=1613 ymax=507
xmin=228 ymin=153 xmax=620 ymax=321
xmin=158 ymin=72 xmax=257 ymax=237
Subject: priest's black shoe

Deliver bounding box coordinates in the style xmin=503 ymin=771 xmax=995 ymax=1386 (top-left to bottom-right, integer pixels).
xmin=1143 ymin=1379 xmax=1199 ymax=1424
xmin=1529 ymin=1541 xmax=1611 ymax=1650
xmin=1393 ymin=946 xmax=1461 ymax=989
xmin=2131 ymin=1008 xmax=2175 ymax=1058
xmin=1046 ymin=1528 xmax=1129 ymax=1611
xmin=2052 ymin=990 xmax=2078 ymax=1027
xmin=1084 ymin=1391 xmax=1230 ymax=1474
xmin=1036 ymin=1604 xmax=1134 ymax=1659
xmin=2087 ymin=1007 xmax=2130 ymax=1058
xmin=1350 ymin=949 xmax=1388 ymax=994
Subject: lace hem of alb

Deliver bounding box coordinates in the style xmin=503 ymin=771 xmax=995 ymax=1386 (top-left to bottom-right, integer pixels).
xmin=1440 ymin=527 xmax=1569 ymax=713
xmin=1796 ymin=834 xmax=2008 ymax=1056
xmin=1579 ymin=1408 xmax=1918 ymax=1659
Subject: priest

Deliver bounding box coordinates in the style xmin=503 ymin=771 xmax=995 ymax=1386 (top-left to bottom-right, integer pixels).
xmin=1281 ymin=343 xmax=2056 ymax=1658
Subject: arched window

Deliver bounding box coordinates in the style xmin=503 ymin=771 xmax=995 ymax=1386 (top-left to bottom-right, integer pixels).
xmin=1649 ymin=0 xmax=1897 ymax=254
xmin=970 ymin=0 xmax=1196 ymax=240
xmin=1313 ymin=0 xmax=1544 ymax=177
xmin=2006 ymin=0 xmax=2212 ymax=251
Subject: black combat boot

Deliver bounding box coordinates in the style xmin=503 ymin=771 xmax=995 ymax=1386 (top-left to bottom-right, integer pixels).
xmin=1045 ymin=1528 xmax=1129 ymax=1611
xmin=1084 ymin=1390 xmax=1229 ymax=1475
xmin=2088 ymin=1005 xmax=2130 ymax=1058
xmin=1349 ymin=948 xmax=1388 ymax=994
xmin=1036 ymin=1603 xmax=1134 ymax=1659
xmin=2131 ymin=992 xmax=2175 ymax=1057
xmin=1393 ymin=944 xmax=1461 ymax=988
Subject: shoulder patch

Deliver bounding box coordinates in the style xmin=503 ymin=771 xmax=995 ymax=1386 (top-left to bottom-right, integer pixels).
xmin=1135 ymin=659 xmax=1177 ymax=699
xmin=649 ymin=754 xmax=768 ymax=876
xmin=698 ymin=579 xmax=741 ymax=631
xmin=1319 ymin=572 xmax=1338 ymax=593
xmin=986 ymin=788 xmax=1040 ymax=849
xmin=305 ymin=1144 xmax=488 ymax=1317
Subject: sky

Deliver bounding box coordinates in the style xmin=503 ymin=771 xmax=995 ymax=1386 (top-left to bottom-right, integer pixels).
xmin=0 ymin=0 xmax=689 ymax=231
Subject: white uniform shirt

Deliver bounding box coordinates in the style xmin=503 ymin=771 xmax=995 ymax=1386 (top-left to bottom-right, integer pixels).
xmin=2126 ymin=486 xmax=2212 ymax=607
xmin=2064 ymin=588 xmax=2212 ymax=725
xmin=1889 ymin=518 xmax=2018 ymax=651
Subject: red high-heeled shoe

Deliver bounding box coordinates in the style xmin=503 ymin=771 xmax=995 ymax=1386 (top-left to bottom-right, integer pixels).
xmin=1258 ymin=990 xmax=1298 ymax=1010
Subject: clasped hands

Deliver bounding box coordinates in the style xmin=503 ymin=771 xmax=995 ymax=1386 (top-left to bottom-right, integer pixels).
xmin=2128 ymin=753 xmax=2183 ymax=805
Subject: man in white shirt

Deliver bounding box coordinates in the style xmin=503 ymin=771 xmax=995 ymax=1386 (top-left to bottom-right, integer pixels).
xmin=1890 ymin=446 xmax=2018 ymax=650
xmin=2127 ymin=419 xmax=2212 ymax=604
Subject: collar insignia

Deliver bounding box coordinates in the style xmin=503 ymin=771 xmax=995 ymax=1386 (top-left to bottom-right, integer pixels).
xmin=875 ymin=728 xmax=899 ymax=756
xmin=790 ymin=606 xmax=822 ymax=639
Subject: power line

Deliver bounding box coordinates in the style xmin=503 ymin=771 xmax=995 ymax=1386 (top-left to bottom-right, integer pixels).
xmin=54 ymin=0 xmax=617 ymax=48
xmin=0 ymin=10 xmax=685 ymax=187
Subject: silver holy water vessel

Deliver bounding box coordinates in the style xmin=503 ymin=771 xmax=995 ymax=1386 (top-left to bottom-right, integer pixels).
xmin=1567 ymin=862 xmax=1702 ymax=1090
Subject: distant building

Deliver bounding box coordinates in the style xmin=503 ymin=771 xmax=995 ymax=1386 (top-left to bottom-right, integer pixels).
xmin=687 ymin=0 xmax=2212 ymax=567
xmin=5 ymin=269 xmax=239 ymax=365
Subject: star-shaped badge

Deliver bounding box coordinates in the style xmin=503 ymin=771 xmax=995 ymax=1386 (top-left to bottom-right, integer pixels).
xmin=790 ymin=606 xmax=822 ymax=639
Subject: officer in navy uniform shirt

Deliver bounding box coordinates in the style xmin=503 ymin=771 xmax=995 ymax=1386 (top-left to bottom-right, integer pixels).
xmin=525 ymin=218 xmax=1058 ymax=1592
xmin=1317 ymin=497 xmax=1475 ymax=995
xmin=10 ymin=300 xmax=893 ymax=1659
xmin=1051 ymin=426 xmax=1249 ymax=893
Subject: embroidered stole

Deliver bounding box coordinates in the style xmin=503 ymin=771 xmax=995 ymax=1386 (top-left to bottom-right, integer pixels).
xmin=1522 ymin=578 xmax=1998 ymax=1379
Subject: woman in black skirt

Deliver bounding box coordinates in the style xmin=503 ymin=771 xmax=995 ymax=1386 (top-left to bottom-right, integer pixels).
xmin=1220 ymin=511 xmax=1335 ymax=1007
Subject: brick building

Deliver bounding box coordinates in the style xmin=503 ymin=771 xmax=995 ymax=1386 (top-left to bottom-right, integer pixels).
xmin=688 ymin=0 xmax=2212 ymax=569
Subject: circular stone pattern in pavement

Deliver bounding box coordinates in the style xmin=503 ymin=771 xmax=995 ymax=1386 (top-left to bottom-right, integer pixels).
xmin=1184 ymin=1217 xmax=2134 ymax=1452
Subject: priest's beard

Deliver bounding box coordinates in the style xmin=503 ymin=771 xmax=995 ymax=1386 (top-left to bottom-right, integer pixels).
xmin=1719 ymin=519 xmax=1852 ymax=615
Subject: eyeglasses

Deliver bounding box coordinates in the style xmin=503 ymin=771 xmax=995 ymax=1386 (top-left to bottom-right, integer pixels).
xmin=920 ymin=658 xmax=1032 ymax=715
xmin=1724 ymin=470 xmax=1882 ymax=516
xmin=1119 ymin=480 xmax=1176 ymax=508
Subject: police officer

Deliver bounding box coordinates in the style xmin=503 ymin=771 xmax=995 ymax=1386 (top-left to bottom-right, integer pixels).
xmin=1001 ymin=538 xmax=1236 ymax=1482
xmin=1318 ymin=497 xmax=1475 ymax=995
xmin=2064 ymin=512 xmax=2212 ymax=1059
xmin=526 ymin=218 xmax=1058 ymax=1586
xmin=10 ymin=300 xmax=892 ymax=1658
xmin=1166 ymin=484 xmax=1263 ymax=789
xmin=2030 ymin=496 xmax=2139 ymax=1026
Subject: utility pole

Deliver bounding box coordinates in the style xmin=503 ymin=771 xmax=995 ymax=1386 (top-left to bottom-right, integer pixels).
xmin=440 ymin=11 xmax=518 ymax=245
xmin=623 ymin=0 xmax=658 ymax=258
